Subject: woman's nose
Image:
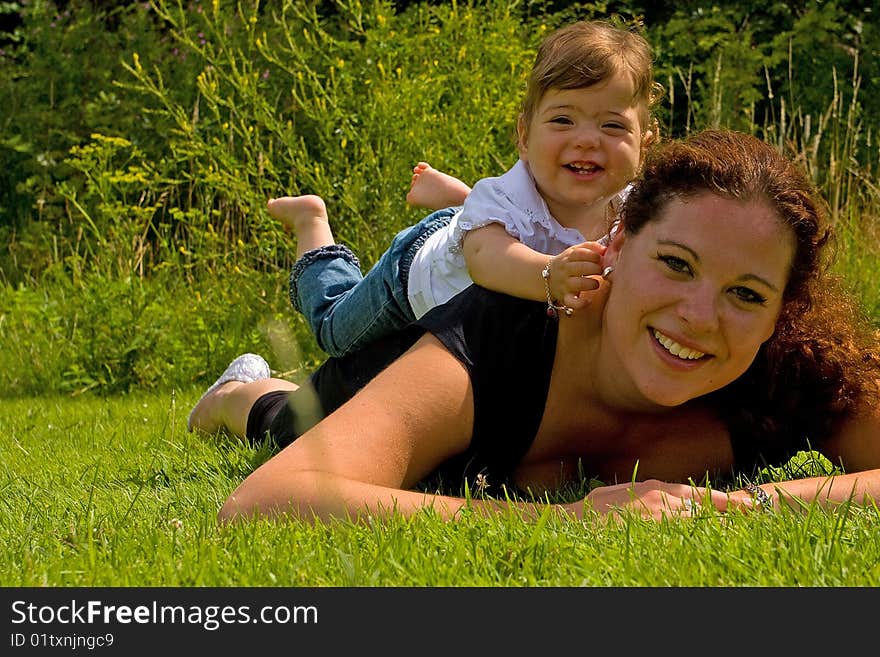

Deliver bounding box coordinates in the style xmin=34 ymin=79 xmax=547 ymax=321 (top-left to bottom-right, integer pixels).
xmin=678 ymin=285 xmax=720 ymax=333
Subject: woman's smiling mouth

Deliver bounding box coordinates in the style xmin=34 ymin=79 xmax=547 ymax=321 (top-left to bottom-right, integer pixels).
xmin=652 ymin=328 xmax=708 ymax=360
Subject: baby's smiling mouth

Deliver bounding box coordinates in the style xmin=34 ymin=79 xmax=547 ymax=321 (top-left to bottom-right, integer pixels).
xmin=566 ymin=162 xmax=601 ymax=174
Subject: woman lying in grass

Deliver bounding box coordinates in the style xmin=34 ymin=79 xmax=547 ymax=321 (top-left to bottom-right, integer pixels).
xmin=189 ymin=129 xmax=880 ymax=523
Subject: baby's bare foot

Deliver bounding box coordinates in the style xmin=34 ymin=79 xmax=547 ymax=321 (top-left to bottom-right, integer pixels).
xmin=405 ymin=162 xmax=471 ymax=210
xmin=267 ymin=194 xmax=335 ymax=257
xmin=267 ymin=194 xmax=328 ymax=232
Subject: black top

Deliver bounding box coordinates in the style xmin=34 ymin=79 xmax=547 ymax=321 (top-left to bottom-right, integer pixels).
xmin=308 ymin=285 xmax=556 ymax=493
xmin=415 ymin=287 xmax=559 ymax=491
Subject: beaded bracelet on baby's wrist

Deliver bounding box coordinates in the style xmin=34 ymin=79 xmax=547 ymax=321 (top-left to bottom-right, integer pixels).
xmin=541 ymin=262 xmax=573 ymax=319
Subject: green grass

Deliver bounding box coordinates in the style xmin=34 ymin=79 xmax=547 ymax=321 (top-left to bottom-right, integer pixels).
xmin=2 ymin=392 xmax=879 ymax=587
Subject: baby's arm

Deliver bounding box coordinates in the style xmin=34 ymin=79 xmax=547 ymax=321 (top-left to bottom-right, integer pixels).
xmin=462 ymin=223 xmax=605 ymax=310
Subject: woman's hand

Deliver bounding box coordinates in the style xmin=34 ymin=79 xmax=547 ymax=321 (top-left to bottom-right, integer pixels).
xmin=571 ymin=480 xmax=736 ymax=520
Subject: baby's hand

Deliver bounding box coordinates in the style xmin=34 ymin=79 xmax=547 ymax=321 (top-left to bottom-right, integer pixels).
xmin=546 ymin=241 xmax=606 ymax=311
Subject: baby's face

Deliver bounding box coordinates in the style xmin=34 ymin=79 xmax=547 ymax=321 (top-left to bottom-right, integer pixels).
xmin=518 ymin=77 xmax=647 ymax=230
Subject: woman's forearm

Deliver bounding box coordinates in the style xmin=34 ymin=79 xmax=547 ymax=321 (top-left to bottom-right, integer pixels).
xmin=218 ymin=469 xmax=565 ymax=524
xmin=751 ymin=469 xmax=880 ymax=510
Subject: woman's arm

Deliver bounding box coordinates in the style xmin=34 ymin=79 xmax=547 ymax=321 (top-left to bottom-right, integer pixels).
xmin=729 ymin=402 xmax=880 ymax=511
xmin=218 ymin=334 xmax=475 ymax=523
xmin=584 ymin=401 xmax=880 ymax=518
xmin=462 ymin=223 xmax=604 ymax=309
xmin=730 ymin=469 xmax=880 ymax=512
xmin=217 ymin=334 xmax=598 ymax=524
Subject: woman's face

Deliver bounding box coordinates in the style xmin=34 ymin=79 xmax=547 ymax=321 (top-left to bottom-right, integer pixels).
xmin=602 ymin=192 xmax=796 ymax=407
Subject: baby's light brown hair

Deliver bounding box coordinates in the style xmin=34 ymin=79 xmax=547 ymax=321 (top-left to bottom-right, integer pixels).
xmin=519 ymin=20 xmax=663 ymax=135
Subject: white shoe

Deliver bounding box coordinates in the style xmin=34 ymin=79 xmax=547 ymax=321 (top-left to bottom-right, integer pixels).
xmin=187 ymin=353 xmax=271 ymax=431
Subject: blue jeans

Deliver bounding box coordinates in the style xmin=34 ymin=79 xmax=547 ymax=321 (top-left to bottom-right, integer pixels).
xmin=289 ymin=207 xmax=457 ymax=357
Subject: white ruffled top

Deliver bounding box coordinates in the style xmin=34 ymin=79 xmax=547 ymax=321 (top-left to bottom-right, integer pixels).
xmin=406 ymin=159 xmax=623 ymax=319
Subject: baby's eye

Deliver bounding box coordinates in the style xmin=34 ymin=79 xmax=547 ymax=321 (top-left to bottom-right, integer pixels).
xmin=730 ymin=286 xmax=768 ymax=305
xmin=602 ymin=122 xmax=627 ymax=132
xmin=658 ymin=254 xmax=691 ymax=275
xmin=549 ymin=116 xmax=573 ymax=125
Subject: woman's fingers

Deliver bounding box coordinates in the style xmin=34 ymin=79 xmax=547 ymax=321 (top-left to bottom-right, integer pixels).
xmin=586 ymin=481 xmax=735 ymax=520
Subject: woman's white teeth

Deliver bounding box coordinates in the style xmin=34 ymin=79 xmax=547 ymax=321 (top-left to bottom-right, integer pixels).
xmin=653 ymin=329 xmax=705 ymax=360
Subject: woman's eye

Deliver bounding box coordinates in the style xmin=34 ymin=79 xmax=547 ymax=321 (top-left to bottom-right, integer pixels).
xmin=730 ymin=286 xmax=767 ymax=305
xmin=659 ymin=254 xmax=691 ymax=274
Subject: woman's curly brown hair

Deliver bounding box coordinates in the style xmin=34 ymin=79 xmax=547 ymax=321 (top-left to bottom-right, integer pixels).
xmin=620 ymin=129 xmax=880 ymax=469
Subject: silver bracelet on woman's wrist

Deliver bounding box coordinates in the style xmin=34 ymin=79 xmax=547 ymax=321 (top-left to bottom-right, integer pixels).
xmin=743 ymin=483 xmax=773 ymax=509
xmin=542 ymin=261 xmax=573 ymax=319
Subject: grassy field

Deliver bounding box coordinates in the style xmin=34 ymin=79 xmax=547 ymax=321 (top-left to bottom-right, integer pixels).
xmin=2 ymin=391 xmax=879 ymax=587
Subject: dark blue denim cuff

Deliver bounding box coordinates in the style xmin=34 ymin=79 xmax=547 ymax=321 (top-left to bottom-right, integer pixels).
xmin=288 ymin=244 xmax=360 ymax=313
